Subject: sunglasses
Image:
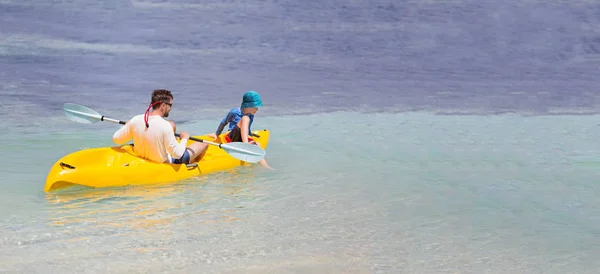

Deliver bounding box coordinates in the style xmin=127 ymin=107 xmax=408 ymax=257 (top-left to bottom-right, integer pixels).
xmin=164 ymin=102 xmax=172 ymax=107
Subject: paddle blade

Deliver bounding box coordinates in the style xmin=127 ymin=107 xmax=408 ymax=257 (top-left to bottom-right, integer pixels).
xmin=220 ymin=142 xmax=266 ymax=163
xmin=63 ymin=103 xmax=103 ymax=124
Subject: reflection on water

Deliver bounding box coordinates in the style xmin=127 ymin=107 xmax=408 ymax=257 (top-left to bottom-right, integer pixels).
xmin=0 ymin=169 xmax=274 ymax=272
xmin=44 ymin=169 xmax=261 ymax=232
xmin=45 ymin=184 xmax=182 ymax=232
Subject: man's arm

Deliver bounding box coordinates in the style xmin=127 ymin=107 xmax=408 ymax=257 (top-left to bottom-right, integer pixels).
xmin=112 ymin=121 xmax=132 ymax=145
xmin=164 ymin=125 xmax=188 ymax=159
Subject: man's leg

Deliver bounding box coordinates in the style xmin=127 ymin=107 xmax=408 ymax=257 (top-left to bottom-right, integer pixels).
xmin=186 ymin=142 xmax=210 ymax=163
xmin=172 ymin=149 xmax=190 ymax=165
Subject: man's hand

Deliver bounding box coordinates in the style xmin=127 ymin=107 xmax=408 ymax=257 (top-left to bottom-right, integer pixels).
xmin=179 ymin=131 xmax=190 ymax=140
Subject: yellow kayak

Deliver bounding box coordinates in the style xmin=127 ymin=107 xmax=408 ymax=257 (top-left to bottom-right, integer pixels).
xmin=44 ymin=129 xmax=270 ymax=192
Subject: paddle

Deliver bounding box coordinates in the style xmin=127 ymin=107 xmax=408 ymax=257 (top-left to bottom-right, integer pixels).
xmin=62 ymin=103 xmax=266 ymax=163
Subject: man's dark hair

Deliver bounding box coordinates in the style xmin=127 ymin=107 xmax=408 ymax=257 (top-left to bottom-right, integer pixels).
xmin=151 ymin=89 xmax=173 ymax=109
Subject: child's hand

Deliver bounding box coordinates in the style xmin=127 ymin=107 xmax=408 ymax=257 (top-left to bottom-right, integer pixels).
xmin=206 ymin=133 xmax=218 ymax=141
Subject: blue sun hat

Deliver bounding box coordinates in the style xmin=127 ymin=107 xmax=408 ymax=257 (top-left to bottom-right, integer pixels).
xmin=241 ymin=90 xmax=263 ymax=108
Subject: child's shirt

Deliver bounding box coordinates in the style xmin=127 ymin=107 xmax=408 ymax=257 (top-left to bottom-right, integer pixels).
xmin=215 ymin=108 xmax=254 ymax=136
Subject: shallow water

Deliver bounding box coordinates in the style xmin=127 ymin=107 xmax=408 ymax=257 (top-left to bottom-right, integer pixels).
xmin=2 ymin=0 xmax=600 ymax=273
xmin=1 ymin=112 xmax=599 ymax=273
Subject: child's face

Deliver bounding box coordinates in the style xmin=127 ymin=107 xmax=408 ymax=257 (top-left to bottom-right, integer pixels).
xmin=243 ymin=107 xmax=259 ymax=114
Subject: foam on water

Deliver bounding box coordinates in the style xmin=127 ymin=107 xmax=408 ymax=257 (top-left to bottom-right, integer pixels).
xmin=0 ymin=34 xmax=267 ymax=57
xmin=0 ymin=111 xmax=599 ymax=273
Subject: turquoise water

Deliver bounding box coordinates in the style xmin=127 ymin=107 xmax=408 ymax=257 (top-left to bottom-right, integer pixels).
xmin=1 ymin=112 xmax=599 ymax=273
xmin=3 ymin=0 xmax=600 ymax=272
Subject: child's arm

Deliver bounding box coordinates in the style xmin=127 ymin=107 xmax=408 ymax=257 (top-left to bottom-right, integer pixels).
xmin=239 ymin=116 xmax=251 ymax=143
xmin=215 ymin=111 xmax=234 ymax=135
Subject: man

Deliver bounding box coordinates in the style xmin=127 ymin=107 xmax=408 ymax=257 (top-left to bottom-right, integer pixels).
xmin=112 ymin=89 xmax=209 ymax=164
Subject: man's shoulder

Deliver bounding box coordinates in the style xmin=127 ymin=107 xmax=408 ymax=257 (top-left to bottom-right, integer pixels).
xmin=151 ymin=116 xmax=173 ymax=128
xmin=131 ymin=114 xmax=145 ymax=119
xmin=121 ymin=114 xmax=143 ymax=125
xmin=125 ymin=114 xmax=167 ymax=127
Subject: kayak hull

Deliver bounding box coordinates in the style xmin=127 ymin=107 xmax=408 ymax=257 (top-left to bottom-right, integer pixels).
xmin=44 ymin=129 xmax=270 ymax=192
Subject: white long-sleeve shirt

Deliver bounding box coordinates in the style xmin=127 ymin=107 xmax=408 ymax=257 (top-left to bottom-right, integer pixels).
xmin=112 ymin=114 xmax=188 ymax=163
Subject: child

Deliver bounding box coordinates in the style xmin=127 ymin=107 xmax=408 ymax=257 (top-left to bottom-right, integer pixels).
xmin=213 ymin=90 xmax=274 ymax=170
